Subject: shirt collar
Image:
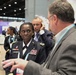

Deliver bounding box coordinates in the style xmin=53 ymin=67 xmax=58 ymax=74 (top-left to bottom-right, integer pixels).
xmin=23 ymin=39 xmax=32 ymax=47
xmin=55 ymin=24 xmax=74 ymax=44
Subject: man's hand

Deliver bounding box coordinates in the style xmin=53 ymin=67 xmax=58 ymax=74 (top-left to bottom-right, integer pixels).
xmin=2 ymin=58 xmax=28 ymax=72
xmin=40 ymin=24 xmax=45 ymax=30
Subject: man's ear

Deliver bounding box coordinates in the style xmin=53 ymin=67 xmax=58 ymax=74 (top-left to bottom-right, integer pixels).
xmin=53 ymin=15 xmax=58 ymax=25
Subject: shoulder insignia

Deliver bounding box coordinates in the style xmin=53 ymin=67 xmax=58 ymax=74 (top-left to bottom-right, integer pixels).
xmin=39 ymin=43 xmax=45 ymax=46
xmin=32 ymin=42 xmax=34 ymax=44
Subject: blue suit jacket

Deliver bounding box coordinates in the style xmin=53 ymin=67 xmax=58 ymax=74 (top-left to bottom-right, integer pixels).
xmin=37 ymin=29 xmax=55 ymax=57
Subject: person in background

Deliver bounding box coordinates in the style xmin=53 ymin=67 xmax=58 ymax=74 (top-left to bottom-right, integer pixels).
xmin=3 ymin=26 xmax=19 ymax=75
xmin=32 ymin=16 xmax=55 ymax=57
xmin=4 ymin=26 xmax=18 ymax=59
xmin=6 ymin=22 xmax=46 ymax=75
xmin=2 ymin=28 xmax=6 ymax=37
xmin=2 ymin=0 xmax=76 ymax=75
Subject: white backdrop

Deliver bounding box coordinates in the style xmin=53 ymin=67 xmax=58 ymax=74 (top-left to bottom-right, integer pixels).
xmin=2 ymin=21 xmax=23 ymax=31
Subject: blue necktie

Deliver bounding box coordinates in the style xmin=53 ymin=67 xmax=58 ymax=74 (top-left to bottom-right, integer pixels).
xmin=36 ymin=33 xmax=39 ymax=39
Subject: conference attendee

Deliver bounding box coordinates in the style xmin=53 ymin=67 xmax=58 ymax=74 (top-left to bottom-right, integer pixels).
xmin=11 ymin=22 xmax=46 ymax=64
xmin=4 ymin=26 xmax=19 ymax=60
xmin=3 ymin=26 xmax=20 ymax=75
xmin=2 ymin=0 xmax=76 ymax=75
xmin=2 ymin=28 xmax=6 ymax=36
xmin=6 ymin=22 xmax=46 ymax=75
xmin=32 ymin=16 xmax=55 ymax=57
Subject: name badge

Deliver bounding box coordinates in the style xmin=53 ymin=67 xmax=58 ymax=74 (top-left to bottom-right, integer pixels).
xmin=8 ymin=73 xmax=13 ymax=75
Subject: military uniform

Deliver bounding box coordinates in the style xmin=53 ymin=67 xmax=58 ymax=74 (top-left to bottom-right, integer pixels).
xmin=4 ymin=35 xmax=20 ymax=75
xmin=4 ymin=35 xmax=20 ymax=59
xmin=9 ymin=39 xmax=46 ymax=75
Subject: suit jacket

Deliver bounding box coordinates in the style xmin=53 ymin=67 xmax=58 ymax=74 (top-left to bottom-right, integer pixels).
xmin=11 ymin=39 xmax=46 ymax=64
xmin=24 ymin=25 xmax=76 ymax=75
xmin=35 ymin=29 xmax=55 ymax=57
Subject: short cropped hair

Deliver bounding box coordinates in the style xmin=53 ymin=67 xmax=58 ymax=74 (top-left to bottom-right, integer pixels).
xmin=19 ymin=22 xmax=34 ymax=33
xmin=49 ymin=0 xmax=75 ymax=23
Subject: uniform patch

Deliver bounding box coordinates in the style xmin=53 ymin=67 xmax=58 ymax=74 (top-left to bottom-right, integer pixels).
xmin=29 ymin=49 xmax=37 ymax=55
xmin=40 ymin=43 xmax=45 ymax=46
xmin=12 ymin=46 xmax=19 ymax=50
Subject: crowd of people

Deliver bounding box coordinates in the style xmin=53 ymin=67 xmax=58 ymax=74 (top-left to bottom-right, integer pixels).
xmin=2 ymin=10 xmax=54 ymax=75
xmin=1 ymin=0 xmax=76 ymax=75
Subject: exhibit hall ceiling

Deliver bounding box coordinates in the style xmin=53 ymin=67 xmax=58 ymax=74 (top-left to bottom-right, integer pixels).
xmin=0 ymin=0 xmax=25 ymax=18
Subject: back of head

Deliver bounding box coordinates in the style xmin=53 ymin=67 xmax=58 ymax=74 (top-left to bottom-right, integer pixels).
xmin=49 ymin=0 xmax=75 ymax=23
xmin=19 ymin=22 xmax=34 ymax=33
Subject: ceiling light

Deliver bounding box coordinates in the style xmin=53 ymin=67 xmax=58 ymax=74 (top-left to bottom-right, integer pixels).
xmin=0 ymin=8 xmax=2 ymax=10
xmin=14 ymin=10 xmax=16 ymax=12
xmin=19 ymin=8 xmax=21 ymax=10
xmin=9 ymin=4 xmax=11 ymax=7
xmin=4 ymin=7 xmax=6 ymax=9
xmin=24 ymin=8 xmax=27 ymax=10
xmin=3 ymin=13 xmax=6 ymax=15
xmin=14 ymin=2 xmax=17 ymax=4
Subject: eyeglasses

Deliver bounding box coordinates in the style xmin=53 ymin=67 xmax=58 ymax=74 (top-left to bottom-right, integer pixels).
xmin=48 ymin=15 xmax=53 ymax=21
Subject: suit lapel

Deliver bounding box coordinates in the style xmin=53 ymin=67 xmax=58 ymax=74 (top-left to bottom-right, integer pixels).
xmin=44 ymin=26 xmax=76 ymax=67
xmin=18 ymin=41 xmax=23 ymax=58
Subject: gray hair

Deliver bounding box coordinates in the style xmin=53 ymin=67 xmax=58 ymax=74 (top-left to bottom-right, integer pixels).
xmin=49 ymin=0 xmax=75 ymax=23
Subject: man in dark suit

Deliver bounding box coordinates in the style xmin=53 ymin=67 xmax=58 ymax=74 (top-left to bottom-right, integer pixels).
xmin=32 ymin=17 xmax=55 ymax=57
xmin=2 ymin=0 xmax=76 ymax=75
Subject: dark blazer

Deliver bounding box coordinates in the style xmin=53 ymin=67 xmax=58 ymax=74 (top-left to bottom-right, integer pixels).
xmin=24 ymin=25 xmax=76 ymax=75
xmin=4 ymin=35 xmax=19 ymax=59
xmin=36 ymin=29 xmax=55 ymax=57
xmin=11 ymin=39 xmax=46 ymax=64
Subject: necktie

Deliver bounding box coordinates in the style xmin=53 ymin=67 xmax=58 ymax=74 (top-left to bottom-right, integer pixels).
xmin=34 ymin=33 xmax=39 ymax=41
xmin=22 ymin=45 xmax=27 ymax=50
xmin=22 ymin=45 xmax=27 ymax=55
xmin=36 ymin=33 xmax=39 ymax=38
